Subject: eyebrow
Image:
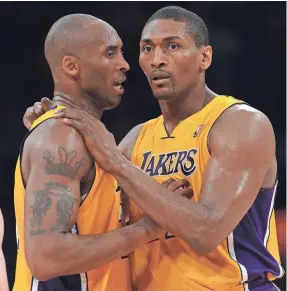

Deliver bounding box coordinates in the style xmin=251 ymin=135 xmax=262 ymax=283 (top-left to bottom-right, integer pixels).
xmin=140 ymin=36 xmax=183 ymax=43
xmin=106 ymin=44 xmax=123 ymax=51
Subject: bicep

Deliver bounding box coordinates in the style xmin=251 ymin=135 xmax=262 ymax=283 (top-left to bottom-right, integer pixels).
xmin=198 ymin=107 xmax=275 ymax=241
xmin=24 ymin=123 xmax=92 ymax=244
xmin=25 ymin=167 xmax=80 ymax=238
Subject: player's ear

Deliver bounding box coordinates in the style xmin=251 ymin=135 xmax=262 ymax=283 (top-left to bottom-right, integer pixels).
xmin=62 ymin=55 xmax=80 ymax=78
xmin=200 ymin=45 xmax=212 ymax=71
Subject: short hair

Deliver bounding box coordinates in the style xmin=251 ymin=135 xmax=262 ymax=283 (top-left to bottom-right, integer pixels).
xmin=44 ymin=14 xmax=102 ymax=71
xmin=145 ymin=6 xmax=209 ymax=48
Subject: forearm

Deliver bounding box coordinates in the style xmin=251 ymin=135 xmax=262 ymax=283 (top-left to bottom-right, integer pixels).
xmin=28 ymin=221 xmax=150 ymax=280
xmin=0 ymin=251 xmax=8 ymax=291
xmin=110 ymin=155 xmax=210 ymax=248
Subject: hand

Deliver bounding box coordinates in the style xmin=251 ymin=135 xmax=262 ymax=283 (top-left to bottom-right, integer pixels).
xmin=138 ymin=214 xmax=165 ymax=241
xmin=162 ymin=178 xmax=194 ymax=199
xmin=23 ymin=97 xmax=53 ymax=129
xmin=54 ymin=108 xmax=120 ymax=172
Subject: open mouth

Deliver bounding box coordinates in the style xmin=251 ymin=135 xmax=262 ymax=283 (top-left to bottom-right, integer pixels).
xmin=113 ymin=78 xmax=126 ymax=90
xmin=113 ymin=78 xmax=126 ymax=94
xmin=114 ymin=82 xmax=124 ymax=90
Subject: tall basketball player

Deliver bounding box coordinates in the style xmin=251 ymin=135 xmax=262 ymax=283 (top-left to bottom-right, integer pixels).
xmin=13 ymin=13 xmax=168 ymax=291
xmin=49 ymin=6 xmax=285 ymax=291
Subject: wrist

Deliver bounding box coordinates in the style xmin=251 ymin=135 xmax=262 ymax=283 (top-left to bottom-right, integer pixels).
xmin=135 ymin=218 xmax=154 ymax=241
xmin=107 ymin=151 xmax=129 ymax=175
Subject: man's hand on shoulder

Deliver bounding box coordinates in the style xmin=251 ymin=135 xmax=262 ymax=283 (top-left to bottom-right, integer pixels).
xmin=23 ymin=97 xmax=53 ymax=130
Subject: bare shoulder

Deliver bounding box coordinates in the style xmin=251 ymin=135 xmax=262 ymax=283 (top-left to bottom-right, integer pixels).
xmin=24 ymin=118 xmax=93 ymax=182
xmin=209 ymin=104 xmax=275 ymax=163
xmin=26 ymin=118 xmax=89 ymax=151
xmin=214 ymin=103 xmax=273 ymax=128
xmin=118 ymin=123 xmax=145 ymax=161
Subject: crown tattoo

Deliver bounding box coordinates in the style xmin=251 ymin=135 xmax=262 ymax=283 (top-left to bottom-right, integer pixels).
xmin=43 ymin=147 xmax=85 ymax=179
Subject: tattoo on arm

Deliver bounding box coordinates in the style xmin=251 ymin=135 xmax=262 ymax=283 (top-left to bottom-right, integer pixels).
xmin=30 ymin=181 xmax=79 ymax=236
xmin=43 ymin=147 xmax=85 ymax=179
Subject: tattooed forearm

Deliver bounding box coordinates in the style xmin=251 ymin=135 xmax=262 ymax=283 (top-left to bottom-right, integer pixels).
xmin=30 ymin=181 xmax=79 ymax=236
xmin=43 ymin=147 xmax=85 ymax=179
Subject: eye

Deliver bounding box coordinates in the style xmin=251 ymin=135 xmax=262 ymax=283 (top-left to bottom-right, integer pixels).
xmin=107 ymin=51 xmax=115 ymax=59
xmin=142 ymin=45 xmax=153 ymax=53
xmin=168 ymin=43 xmax=179 ymax=51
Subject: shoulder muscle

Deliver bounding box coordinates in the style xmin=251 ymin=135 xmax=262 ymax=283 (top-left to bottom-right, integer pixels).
xmin=209 ymin=104 xmax=275 ymax=168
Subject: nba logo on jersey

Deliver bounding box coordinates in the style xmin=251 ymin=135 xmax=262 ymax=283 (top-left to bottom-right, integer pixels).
xmin=193 ymin=124 xmax=204 ymax=137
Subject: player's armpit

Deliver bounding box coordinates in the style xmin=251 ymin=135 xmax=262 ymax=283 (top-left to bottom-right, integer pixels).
xmin=196 ymin=105 xmax=276 ymax=253
xmin=118 ymin=123 xmax=144 ymax=160
xmin=24 ymin=120 xmax=92 ymax=279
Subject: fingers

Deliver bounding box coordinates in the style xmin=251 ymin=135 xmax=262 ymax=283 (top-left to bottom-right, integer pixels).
xmin=41 ymin=97 xmax=53 ymax=112
xmin=61 ymin=118 xmax=85 ymax=132
xmin=161 ymin=178 xmax=175 ymax=188
xmin=168 ymin=179 xmax=190 ymax=192
xmin=54 ymin=108 xmax=83 ymax=121
xmin=33 ymin=102 xmax=45 ymax=117
xmin=23 ymin=107 xmax=35 ymax=130
xmin=175 ymin=188 xmax=194 ymax=199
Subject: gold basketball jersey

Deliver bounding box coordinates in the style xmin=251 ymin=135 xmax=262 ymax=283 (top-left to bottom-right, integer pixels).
xmin=13 ymin=107 xmax=131 ymax=291
xmin=129 ymin=96 xmax=284 ymax=291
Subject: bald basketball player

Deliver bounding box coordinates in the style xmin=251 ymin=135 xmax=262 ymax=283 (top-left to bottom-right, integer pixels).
xmin=0 ymin=210 xmax=9 ymax=291
xmin=13 ymin=13 xmax=181 ymax=291
xmin=24 ymin=6 xmax=284 ymax=291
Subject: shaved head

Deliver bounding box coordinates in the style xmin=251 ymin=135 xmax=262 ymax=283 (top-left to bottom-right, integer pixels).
xmin=44 ymin=13 xmax=116 ymax=73
xmin=44 ymin=13 xmax=129 ymax=109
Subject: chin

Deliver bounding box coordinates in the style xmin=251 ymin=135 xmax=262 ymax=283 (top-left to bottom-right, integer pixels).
xmin=153 ymin=89 xmax=174 ymax=101
xmin=104 ymin=95 xmax=122 ymax=110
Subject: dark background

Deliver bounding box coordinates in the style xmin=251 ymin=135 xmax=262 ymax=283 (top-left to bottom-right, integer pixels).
xmin=0 ymin=2 xmax=285 ymax=290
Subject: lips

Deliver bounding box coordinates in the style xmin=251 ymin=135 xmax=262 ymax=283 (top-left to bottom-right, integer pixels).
xmin=114 ymin=77 xmax=127 ymax=87
xmin=113 ymin=77 xmax=126 ymax=95
xmin=150 ymin=71 xmax=171 ymax=81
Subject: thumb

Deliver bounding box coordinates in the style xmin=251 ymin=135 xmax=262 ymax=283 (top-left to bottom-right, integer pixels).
xmin=62 ymin=118 xmax=85 ymax=132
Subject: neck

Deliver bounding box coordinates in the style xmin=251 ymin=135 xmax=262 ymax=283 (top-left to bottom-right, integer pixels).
xmin=159 ymin=83 xmax=218 ymax=136
xmin=159 ymin=84 xmax=217 ymax=125
xmin=52 ymin=83 xmax=103 ymax=120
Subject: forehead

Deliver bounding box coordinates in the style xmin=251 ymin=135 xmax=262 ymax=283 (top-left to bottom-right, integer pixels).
xmin=141 ymin=19 xmax=189 ymax=42
xmin=89 ymin=21 xmax=122 ymax=49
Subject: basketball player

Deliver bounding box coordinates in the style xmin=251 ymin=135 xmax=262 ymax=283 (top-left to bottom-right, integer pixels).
xmin=49 ymin=6 xmax=284 ymax=291
xmin=0 ymin=210 xmax=9 ymax=291
xmin=23 ymin=6 xmax=284 ymax=291
xmin=13 ymin=13 xmax=175 ymax=291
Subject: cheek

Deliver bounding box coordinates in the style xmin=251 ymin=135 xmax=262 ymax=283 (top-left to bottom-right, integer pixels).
xmin=139 ymin=55 xmax=149 ymax=76
xmin=173 ymin=54 xmax=198 ymax=83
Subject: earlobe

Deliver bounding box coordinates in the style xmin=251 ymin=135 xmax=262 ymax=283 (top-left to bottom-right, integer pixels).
xmin=62 ymin=55 xmax=79 ymax=77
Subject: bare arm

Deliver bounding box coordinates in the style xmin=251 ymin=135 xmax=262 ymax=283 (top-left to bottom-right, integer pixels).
xmin=0 ymin=210 xmax=9 ymax=291
xmin=108 ymin=106 xmax=275 ymax=254
xmin=24 ymin=120 xmax=159 ymax=281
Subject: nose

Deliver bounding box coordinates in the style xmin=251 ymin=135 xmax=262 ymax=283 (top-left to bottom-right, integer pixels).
xmin=118 ymin=55 xmax=130 ymax=73
xmin=151 ymin=47 xmax=167 ymax=69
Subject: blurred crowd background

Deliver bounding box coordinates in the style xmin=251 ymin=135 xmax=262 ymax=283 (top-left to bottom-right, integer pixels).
xmin=0 ymin=2 xmax=285 ymax=289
